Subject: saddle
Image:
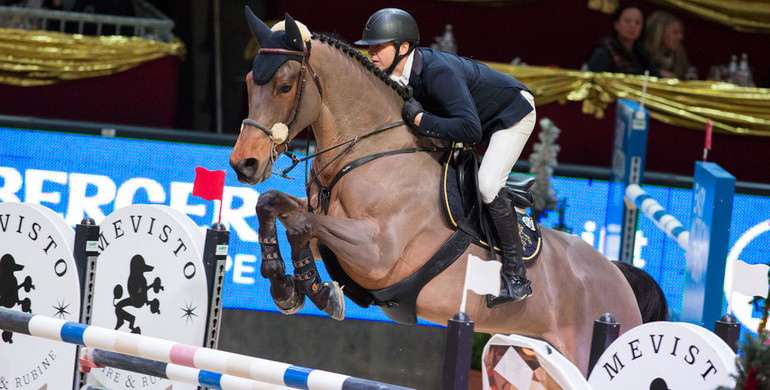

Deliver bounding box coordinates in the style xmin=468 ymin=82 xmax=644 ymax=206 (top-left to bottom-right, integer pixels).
xmin=318 ymin=147 xmax=542 ymax=325
xmin=441 ymin=146 xmax=542 ymax=261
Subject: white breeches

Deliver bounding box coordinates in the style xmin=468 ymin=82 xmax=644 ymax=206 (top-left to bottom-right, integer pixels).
xmin=478 ymin=90 xmax=536 ymax=204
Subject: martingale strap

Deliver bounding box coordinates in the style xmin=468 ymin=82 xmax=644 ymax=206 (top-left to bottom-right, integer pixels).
xmin=309 ymin=146 xmax=449 ymax=214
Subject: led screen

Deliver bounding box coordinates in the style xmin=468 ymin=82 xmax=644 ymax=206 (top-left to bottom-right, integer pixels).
xmin=2 ymin=126 xmax=769 ymax=333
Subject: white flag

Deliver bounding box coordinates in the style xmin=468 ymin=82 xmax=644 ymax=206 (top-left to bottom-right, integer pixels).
xmin=465 ymin=254 xmax=501 ymax=296
xmin=732 ymin=259 xmax=769 ymax=298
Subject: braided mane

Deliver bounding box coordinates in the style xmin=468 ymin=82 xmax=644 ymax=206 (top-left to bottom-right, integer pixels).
xmin=312 ymin=33 xmax=411 ymax=101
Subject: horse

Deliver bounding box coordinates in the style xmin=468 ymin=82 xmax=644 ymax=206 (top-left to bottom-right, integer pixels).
xmin=229 ymin=9 xmax=646 ymax=376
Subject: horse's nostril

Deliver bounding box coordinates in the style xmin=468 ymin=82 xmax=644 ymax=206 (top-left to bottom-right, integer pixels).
xmin=232 ymin=158 xmax=259 ymax=182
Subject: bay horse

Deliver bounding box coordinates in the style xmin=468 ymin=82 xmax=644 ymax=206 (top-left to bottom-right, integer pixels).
xmin=229 ymin=9 xmax=644 ymax=376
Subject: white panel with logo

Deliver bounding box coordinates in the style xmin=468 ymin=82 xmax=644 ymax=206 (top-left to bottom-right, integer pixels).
xmin=0 ymin=202 xmax=80 ymax=390
xmin=88 ymin=204 xmax=207 ymax=390
xmin=481 ymin=333 xmax=591 ymax=390
xmin=588 ymin=321 xmax=737 ymax=389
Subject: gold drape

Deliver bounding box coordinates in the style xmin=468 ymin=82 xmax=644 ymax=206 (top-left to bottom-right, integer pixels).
xmin=0 ymin=28 xmax=185 ymax=87
xmin=587 ymin=0 xmax=618 ymax=14
xmin=486 ymin=63 xmax=770 ymax=137
xmin=3 ymin=28 xmax=768 ymax=137
xmin=588 ymin=0 xmax=770 ymax=33
xmin=648 ymin=0 xmax=770 ymax=33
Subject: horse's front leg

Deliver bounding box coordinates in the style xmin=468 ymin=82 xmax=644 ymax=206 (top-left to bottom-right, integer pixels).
xmin=256 ymin=190 xmax=344 ymax=320
xmin=255 ymin=190 xmax=306 ymax=314
xmin=284 ymin=212 xmax=384 ymax=283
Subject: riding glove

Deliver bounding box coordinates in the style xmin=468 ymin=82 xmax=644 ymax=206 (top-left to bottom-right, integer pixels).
xmin=402 ymin=98 xmax=423 ymax=126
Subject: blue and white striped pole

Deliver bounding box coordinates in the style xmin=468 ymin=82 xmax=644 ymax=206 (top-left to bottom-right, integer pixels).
xmin=81 ymin=348 xmax=288 ymax=390
xmin=0 ymin=308 xmax=413 ymax=390
xmin=625 ymin=184 xmax=689 ymax=250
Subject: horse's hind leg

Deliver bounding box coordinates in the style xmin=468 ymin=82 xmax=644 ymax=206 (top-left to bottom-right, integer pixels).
xmin=256 ymin=190 xmax=305 ymax=314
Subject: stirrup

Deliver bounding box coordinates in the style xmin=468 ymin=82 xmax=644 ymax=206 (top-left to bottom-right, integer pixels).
xmin=486 ymin=274 xmax=532 ymax=308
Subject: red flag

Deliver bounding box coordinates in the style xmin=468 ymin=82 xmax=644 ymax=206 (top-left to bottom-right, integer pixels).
xmin=193 ymin=167 xmax=225 ymax=201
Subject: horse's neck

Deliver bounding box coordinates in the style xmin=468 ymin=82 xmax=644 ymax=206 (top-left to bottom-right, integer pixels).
xmin=310 ymin=45 xmax=419 ymax=179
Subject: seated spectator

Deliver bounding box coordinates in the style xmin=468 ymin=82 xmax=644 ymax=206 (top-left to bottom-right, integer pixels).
xmin=643 ymin=11 xmax=689 ymax=79
xmin=585 ymin=3 xmax=660 ymax=77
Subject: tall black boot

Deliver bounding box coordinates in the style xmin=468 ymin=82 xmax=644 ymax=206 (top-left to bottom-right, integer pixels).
xmin=486 ymin=188 xmax=532 ymax=308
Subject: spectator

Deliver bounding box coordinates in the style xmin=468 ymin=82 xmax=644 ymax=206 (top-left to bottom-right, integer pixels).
xmin=643 ymin=11 xmax=689 ymax=79
xmin=585 ymin=3 xmax=660 ymax=76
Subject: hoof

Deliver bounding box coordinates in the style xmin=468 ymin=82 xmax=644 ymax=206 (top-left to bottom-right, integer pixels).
xmin=321 ymin=281 xmax=345 ymax=321
xmin=276 ymin=293 xmax=305 ymax=315
xmin=273 ymin=280 xmax=305 ymax=315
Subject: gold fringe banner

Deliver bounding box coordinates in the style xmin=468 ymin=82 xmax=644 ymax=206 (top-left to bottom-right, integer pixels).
xmin=588 ymin=0 xmax=770 ymax=34
xmin=587 ymin=0 xmax=618 ymax=14
xmin=648 ymin=0 xmax=770 ymax=34
xmin=3 ymin=27 xmax=768 ymax=137
xmin=486 ymin=63 xmax=770 ymax=137
xmin=0 ymin=28 xmax=185 ymax=86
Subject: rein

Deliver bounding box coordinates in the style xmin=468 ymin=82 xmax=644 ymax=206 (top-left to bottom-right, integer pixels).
xmin=279 ymin=120 xmax=404 ymax=179
xmin=308 ymin=144 xmax=453 ymax=215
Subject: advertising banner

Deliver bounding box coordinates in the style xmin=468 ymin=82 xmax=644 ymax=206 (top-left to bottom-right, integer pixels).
xmin=2 ymin=126 xmax=769 ymax=333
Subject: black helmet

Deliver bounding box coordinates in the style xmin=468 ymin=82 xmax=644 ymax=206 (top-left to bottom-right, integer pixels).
xmin=355 ymin=8 xmax=419 ymax=46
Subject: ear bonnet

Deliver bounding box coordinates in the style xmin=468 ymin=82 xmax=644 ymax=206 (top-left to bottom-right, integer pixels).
xmin=246 ymin=7 xmax=309 ymax=85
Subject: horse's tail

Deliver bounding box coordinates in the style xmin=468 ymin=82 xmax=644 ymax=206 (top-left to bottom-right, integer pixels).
xmin=612 ymin=261 xmax=669 ymax=323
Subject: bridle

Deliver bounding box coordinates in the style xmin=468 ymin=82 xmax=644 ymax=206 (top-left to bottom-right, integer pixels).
xmin=241 ymin=41 xmax=323 ymax=152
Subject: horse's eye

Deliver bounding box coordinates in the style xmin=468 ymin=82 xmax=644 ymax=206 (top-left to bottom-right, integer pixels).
xmin=277 ymin=84 xmax=292 ymax=94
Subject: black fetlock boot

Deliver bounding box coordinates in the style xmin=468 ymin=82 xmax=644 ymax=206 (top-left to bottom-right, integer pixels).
xmin=486 ymin=188 xmax=532 ymax=308
xmin=293 ymin=248 xmax=345 ymax=321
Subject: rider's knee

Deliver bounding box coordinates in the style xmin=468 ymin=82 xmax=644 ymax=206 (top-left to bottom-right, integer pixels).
xmin=478 ymin=174 xmax=502 ymax=204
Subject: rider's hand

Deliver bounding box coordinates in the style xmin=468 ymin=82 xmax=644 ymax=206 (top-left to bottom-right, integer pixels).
xmin=402 ymin=98 xmax=423 ymax=126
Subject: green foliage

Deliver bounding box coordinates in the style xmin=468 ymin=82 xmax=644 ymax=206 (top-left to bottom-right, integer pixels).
xmin=718 ymin=334 xmax=770 ymax=390
xmin=471 ymin=332 xmax=492 ymax=370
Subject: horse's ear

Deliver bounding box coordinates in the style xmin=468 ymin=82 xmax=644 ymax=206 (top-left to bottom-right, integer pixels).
xmin=283 ymin=13 xmax=303 ymax=51
xmin=245 ymin=6 xmax=271 ymax=45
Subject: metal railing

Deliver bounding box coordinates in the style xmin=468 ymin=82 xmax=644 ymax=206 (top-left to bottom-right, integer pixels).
xmin=0 ymin=0 xmax=174 ymax=42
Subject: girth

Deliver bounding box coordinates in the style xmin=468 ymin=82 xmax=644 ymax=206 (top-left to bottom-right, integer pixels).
xmin=369 ymin=228 xmax=473 ymax=324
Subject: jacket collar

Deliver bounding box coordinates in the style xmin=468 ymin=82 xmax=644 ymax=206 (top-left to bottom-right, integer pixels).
xmin=412 ymin=48 xmax=423 ymax=76
xmin=408 ymin=48 xmax=423 ymax=92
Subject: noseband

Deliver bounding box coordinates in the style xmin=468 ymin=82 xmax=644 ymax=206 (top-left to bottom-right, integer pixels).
xmin=241 ymin=42 xmax=323 ymax=147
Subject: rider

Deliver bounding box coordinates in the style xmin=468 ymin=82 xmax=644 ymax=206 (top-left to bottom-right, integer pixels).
xmin=356 ymin=8 xmax=536 ymax=306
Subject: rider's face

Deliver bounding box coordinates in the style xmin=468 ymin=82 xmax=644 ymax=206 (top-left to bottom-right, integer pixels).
xmin=368 ymin=42 xmax=397 ymax=71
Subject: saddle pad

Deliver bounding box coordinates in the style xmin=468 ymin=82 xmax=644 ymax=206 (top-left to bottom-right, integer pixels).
xmin=440 ymin=151 xmax=542 ymax=263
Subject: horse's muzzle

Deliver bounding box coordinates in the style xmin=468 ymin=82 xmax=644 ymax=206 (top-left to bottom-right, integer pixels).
xmin=230 ymin=157 xmax=264 ymax=185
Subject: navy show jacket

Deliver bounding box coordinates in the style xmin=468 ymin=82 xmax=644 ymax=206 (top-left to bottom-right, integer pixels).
xmin=408 ymin=48 xmax=533 ymax=145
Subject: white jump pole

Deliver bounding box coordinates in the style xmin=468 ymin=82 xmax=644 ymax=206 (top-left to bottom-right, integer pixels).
xmin=80 ymin=347 xmax=289 ymax=390
xmin=0 ymin=308 xmax=413 ymax=390
xmin=625 ymin=184 xmax=689 ymax=250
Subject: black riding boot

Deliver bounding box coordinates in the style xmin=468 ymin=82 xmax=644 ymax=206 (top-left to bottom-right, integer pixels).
xmin=486 ymin=188 xmax=532 ymax=308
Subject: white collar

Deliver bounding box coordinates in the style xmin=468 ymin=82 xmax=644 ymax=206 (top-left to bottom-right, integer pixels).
xmin=390 ymin=49 xmax=415 ymax=87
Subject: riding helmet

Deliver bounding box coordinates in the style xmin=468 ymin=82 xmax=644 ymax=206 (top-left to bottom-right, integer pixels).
xmin=355 ymin=8 xmax=419 ymax=46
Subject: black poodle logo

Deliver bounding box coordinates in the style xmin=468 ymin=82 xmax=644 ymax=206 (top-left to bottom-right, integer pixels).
xmin=113 ymin=255 xmax=164 ymax=334
xmin=650 ymin=377 xmax=671 ymax=390
xmin=0 ymin=254 xmax=35 ymax=343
